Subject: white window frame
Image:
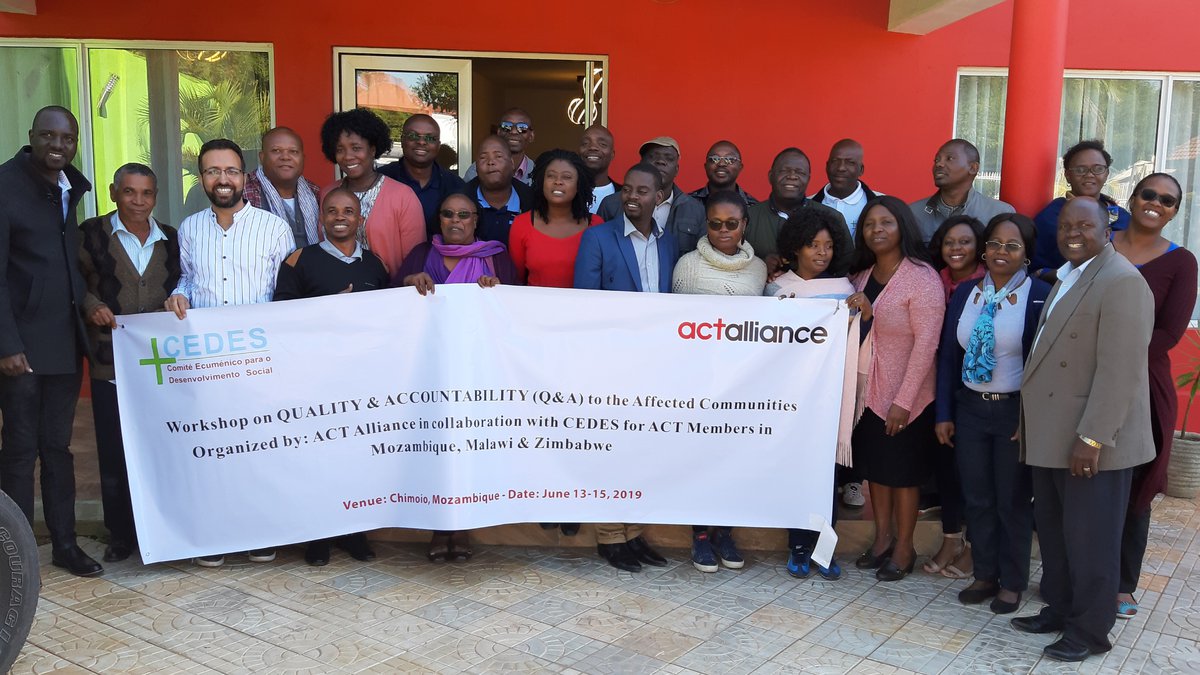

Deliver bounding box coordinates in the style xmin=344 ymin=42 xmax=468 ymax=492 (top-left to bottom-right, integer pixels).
xmin=0 ymin=38 xmax=275 ymax=219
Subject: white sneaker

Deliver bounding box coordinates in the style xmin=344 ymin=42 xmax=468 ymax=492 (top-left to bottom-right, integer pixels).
xmin=842 ymin=482 xmax=865 ymax=507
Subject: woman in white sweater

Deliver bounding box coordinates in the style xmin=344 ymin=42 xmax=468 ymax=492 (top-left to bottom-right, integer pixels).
xmin=672 ymin=191 xmax=767 ymax=296
xmin=670 ymin=191 xmax=766 ymax=573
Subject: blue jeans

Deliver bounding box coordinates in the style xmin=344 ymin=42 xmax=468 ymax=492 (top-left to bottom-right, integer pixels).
xmin=953 ymin=390 xmax=1032 ymax=591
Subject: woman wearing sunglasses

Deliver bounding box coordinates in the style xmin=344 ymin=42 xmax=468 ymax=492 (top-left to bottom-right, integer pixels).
xmin=396 ymin=192 xmax=521 ymax=562
xmin=671 ymin=191 xmax=767 ymax=572
xmin=1110 ymin=173 xmax=1197 ymax=620
xmin=935 ymin=213 xmax=1050 ymax=613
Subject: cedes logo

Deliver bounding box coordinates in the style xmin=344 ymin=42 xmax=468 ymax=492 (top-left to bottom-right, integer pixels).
xmin=139 ymin=327 xmax=269 ymax=384
xmin=677 ymin=318 xmax=828 ymax=344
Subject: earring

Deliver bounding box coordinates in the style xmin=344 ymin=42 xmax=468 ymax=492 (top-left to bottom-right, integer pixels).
xmin=1023 ymin=259 xmax=1031 ymax=267
xmin=980 ymin=254 xmax=987 ymax=261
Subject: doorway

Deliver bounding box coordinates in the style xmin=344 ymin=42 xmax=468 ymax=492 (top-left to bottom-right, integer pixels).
xmin=334 ymin=49 xmax=606 ymax=174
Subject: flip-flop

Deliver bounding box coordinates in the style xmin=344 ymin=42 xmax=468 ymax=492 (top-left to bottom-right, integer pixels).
xmin=941 ymin=562 xmax=973 ymax=580
xmin=1117 ymin=599 xmax=1138 ymax=620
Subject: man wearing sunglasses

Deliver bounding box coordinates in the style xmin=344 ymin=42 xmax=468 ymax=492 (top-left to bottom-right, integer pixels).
xmin=597 ymin=137 xmax=706 ymax=255
xmin=378 ymin=114 xmax=465 ymax=237
xmin=1030 ymin=140 xmax=1131 ymax=281
xmin=464 ymin=108 xmax=536 ymax=186
xmin=689 ymin=140 xmax=757 ymax=207
xmin=910 ymin=139 xmax=1013 ymax=244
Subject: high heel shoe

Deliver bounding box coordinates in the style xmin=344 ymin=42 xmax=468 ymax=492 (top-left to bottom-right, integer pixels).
xmin=855 ymin=541 xmax=895 ymax=569
xmin=876 ymin=550 xmax=916 ymax=582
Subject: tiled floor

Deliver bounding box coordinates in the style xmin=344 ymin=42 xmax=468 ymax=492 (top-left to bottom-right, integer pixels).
xmin=13 ymin=494 xmax=1200 ymax=674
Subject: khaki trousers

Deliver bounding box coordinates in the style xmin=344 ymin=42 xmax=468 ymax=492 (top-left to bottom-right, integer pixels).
xmin=594 ymin=523 xmax=643 ymax=545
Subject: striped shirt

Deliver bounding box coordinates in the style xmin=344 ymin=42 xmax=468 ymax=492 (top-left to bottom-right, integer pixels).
xmin=111 ymin=212 xmax=167 ymax=276
xmin=173 ymin=203 xmax=294 ymax=308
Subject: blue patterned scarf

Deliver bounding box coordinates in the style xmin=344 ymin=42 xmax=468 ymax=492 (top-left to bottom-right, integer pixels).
xmin=962 ymin=269 xmax=1027 ymax=384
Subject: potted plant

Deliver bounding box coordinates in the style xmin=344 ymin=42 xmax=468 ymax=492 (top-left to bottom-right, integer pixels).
xmin=1169 ymin=333 xmax=1200 ymax=498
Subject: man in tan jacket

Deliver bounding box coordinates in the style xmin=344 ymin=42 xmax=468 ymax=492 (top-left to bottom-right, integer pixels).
xmin=1013 ymin=197 xmax=1154 ymax=662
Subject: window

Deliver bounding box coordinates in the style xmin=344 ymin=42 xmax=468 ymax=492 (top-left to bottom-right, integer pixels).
xmin=0 ymin=41 xmax=273 ymax=226
xmin=955 ymin=70 xmax=1200 ymax=252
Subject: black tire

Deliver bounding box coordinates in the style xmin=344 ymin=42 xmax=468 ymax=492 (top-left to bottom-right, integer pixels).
xmin=0 ymin=491 xmax=39 ymax=673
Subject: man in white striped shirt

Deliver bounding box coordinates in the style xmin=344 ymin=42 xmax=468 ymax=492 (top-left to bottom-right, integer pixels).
xmin=166 ymin=139 xmax=293 ymax=317
xmin=164 ymin=139 xmax=292 ymax=568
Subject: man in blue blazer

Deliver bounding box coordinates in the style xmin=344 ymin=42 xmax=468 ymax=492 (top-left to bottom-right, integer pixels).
xmin=575 ymin=163 xmax=677 ymax=293
xmin=573 ymin=162 xmax=676 ymax=572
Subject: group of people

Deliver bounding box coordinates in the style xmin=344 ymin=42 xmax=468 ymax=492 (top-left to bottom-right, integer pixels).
xmin=0 ymin=103 xmax=1191 ymax=663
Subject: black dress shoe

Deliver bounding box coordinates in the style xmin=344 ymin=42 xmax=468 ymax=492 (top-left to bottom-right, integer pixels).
xmin=626 ymin=536 xmax=668 ymax=567
xmin=337 ymin=533 xmax=376 ymax=561
xmin=855 ymin=542 xmax=894 ymax=569
xmin=52 ymin=545 xmax=103 ymax=577
xmin=597 ymin=543 xmax=641 ymax=572
xmin=875 ymin=552 xmax=915 ymax=582
xmin=305 ymin=540 xmax=331 ymax=566
xmin=1043 ymin=636 xmax=1103 ymax=662
xmin=1011 ymin=612 xmax=1064 ymax=634
xmin=560 ymin=523 xmax=580 ymax=536
xmin=958 ymin=582 xmax=999 ymax=605
xmin=103 ymin=540 xmax=133 ymax=563
xmin=990 ymin=593 xmax=1021 ymax=615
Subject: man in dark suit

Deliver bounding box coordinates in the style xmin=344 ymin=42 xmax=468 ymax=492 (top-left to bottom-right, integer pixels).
xmin=1013 ymin=196 xmax=1155 ymax=661
xmin=0 ymin=106 xmax=102 ymax=576
xmin=574 ymin=162 xmax=676 ymax=572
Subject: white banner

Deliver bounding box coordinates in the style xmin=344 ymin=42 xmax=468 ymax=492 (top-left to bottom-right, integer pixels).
xmin=113 ymin=285 xmax=847 ymax=563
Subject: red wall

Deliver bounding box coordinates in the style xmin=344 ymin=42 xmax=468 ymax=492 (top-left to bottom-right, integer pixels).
xmin=5 ymin=0 xmax=1200 ymax=425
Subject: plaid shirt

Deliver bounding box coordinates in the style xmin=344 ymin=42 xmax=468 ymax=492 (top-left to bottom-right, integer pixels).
xmin=242 ymin=171 xmax=322 ymax=212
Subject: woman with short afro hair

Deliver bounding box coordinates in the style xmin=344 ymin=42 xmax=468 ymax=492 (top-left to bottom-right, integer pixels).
xmin=320 ymin=108 xmax=425 ymax=284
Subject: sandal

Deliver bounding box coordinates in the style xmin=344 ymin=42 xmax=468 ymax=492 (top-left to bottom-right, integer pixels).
xmin=922 ymin=533 xmax=964 ymax=575
xmin=447 ymin=532 xmax=473 ymax=562
xmin=427 ymin=533 xmax=450 ymax=562
xmin=1117 ymin=594 xmax=1138 ymax=620
xmin=941 ymin=544 xmax=974 ymax=580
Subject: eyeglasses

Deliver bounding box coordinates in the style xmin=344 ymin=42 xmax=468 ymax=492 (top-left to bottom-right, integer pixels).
xmin=1067 ymin=164 xmax=1109 ymax=177
xmin=707 ymin=155 xmax=741 ymax=166
xmin=201 ymin=167 xmax=243 ymax=179
xmin=707 ymin=219 xmax=742 ymax=231
xmin=1138 ymin=188 xmax=1179 ymax=209
xmin=498 ymin=121 xmax=532 ymax=135
xmin=984 ymin=240 xmax=1024 ymax=252
xmin=403 ymin=132 xmax=438 ymax=144
xmin=439 ymin=209 xmax=476 ymax=220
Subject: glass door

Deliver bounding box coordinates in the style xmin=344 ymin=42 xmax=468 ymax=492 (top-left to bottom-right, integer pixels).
xmin=337 ymin=54 xmax=472 ymax=173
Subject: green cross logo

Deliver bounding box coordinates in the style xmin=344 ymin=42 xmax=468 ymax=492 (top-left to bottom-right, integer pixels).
xmin=138 ymin=337 xmax=176 ymax=385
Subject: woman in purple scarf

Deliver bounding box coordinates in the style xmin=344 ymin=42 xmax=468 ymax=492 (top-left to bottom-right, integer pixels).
xmin=397 ymin=193 xmax=521 ymax=562
xmin=398 ymin=193 xmax=519 ymax=293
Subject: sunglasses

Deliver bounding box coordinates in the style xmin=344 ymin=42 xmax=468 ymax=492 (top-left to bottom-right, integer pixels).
xmin=439 ymin=209 xmax=476 ymax=220
xmin=706 ymin=219 xmax=742 ymax=231
xmin=1138 ymin=188 xmax=1179 ymax=209
xmin=707 ymin=155 xmax=741 ymax=166
xmin=403 ymin=132 xmax=438 ymax=144
xmin=498 ymin=121 xmax=532 ymax=135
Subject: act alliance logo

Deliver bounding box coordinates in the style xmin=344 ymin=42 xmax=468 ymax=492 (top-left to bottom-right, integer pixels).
xmin=138 ymin=328 xmax=270 ymax=385
xmin=676 ymin=318 xmax=829 ymax=344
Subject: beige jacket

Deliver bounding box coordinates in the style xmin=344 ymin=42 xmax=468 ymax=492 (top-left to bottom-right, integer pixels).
xmin=1020 ymin=245 xmax=1155 ymax=471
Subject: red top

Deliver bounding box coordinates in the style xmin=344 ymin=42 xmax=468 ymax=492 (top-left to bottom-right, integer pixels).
xmin=507 ymin=211 xmax=604 ymax=288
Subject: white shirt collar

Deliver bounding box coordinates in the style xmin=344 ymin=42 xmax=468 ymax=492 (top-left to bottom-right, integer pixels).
xmin=111 ymin=211 xmax=165 ymax=244
xmin=623 ymin=215 xmax=663 ymax=239
xmin=56 ymin=171 xmax=71 ymax=191
xmin=319 ymin=238 xmax=363 ymax=263
xmin=821 ymin=182 xmax=865 ymax=205
xmin=1055 ymin=243 xmax=1107 ymax=281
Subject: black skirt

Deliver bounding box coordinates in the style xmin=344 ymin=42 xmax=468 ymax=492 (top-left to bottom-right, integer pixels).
xmin=852 ymin=406 xmax=934 ymax=488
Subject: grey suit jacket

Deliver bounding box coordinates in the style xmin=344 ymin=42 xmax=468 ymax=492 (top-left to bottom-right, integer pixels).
xmin=1020 ymin=244 xmax=1155 ymax=471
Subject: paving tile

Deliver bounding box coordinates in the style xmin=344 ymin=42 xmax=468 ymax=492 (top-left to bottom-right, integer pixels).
xmin=612 ymin=623 xmax=703 ymax=662
xmin=672 ymin=623 xmax=795 ymax=674
xmin=761 ymin=640 xmax=865 ymax=673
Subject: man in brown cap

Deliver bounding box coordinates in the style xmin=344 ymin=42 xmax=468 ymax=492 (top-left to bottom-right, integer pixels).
xmin=597 ymin=136 xmax=705 ymax=254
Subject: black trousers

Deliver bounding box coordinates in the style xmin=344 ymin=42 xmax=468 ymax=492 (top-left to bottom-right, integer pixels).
xmin=0 ymin=370 xmax=82 ymax=550
xmin=90 ymin=379 xmax=136 ymax=543
xmin=1119 ymin=505 xmax=1152 ymax=594
xmin=1032 ymin=465 xmax=1131 ymax=651
xmin=933 ymin=439 xmax=964 ymax=534
xmin=954 ymin=392 xmax=1032 ymax=591
xmin=788 ymin=479 xmax=840 ymax=550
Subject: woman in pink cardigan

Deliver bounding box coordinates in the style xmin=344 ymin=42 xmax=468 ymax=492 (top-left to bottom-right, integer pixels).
xmin=320 ymin=109 xmax=426 ymax=285
xmin=849 ymin=196 xmax=945 ymax=582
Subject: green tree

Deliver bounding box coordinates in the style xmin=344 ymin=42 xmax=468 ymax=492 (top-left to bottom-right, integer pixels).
xmin=413 ymin=73 xmax=457 ymax=113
